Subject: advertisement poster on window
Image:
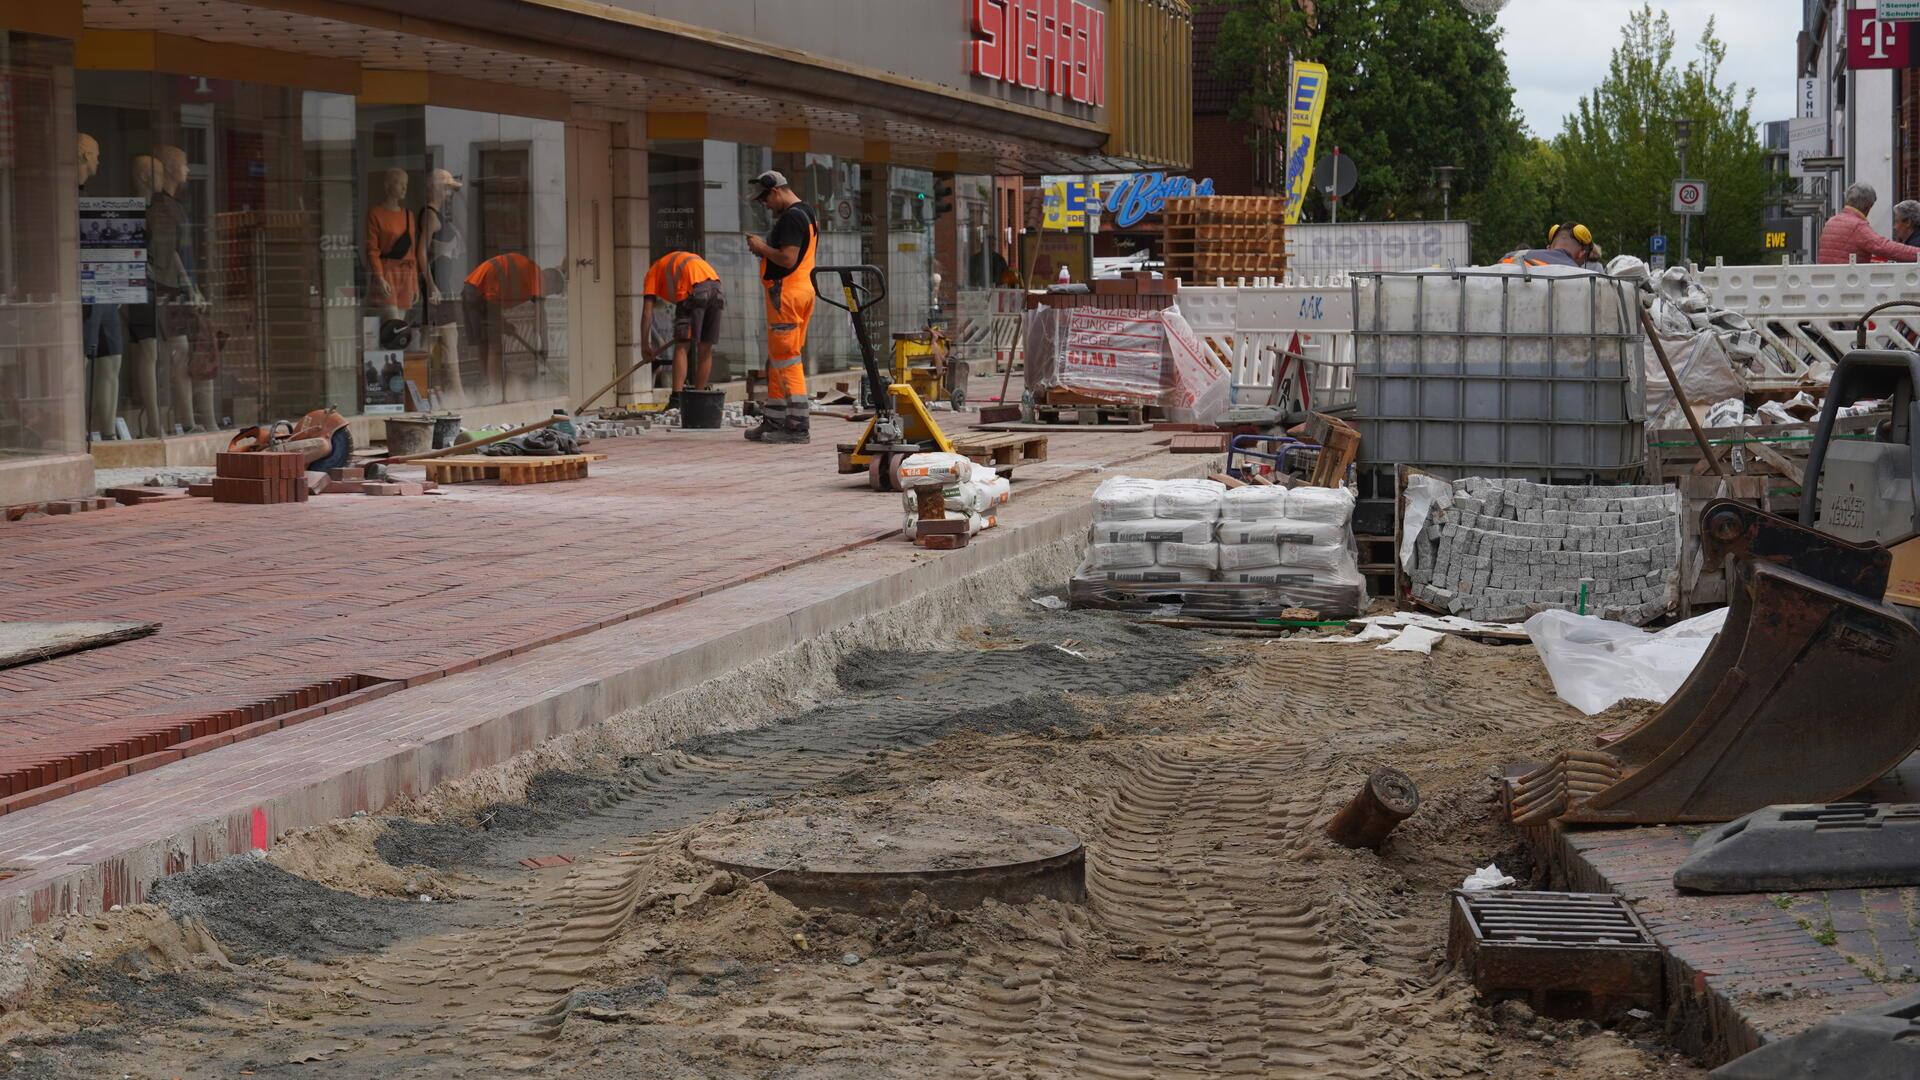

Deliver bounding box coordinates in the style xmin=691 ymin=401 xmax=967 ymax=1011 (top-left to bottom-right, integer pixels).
xmin=79 ymin=196 xmax=149 ymax=304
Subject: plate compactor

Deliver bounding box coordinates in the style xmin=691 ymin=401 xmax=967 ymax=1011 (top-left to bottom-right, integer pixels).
xmin=814 ymin=264 xmax=957 ymax=491
xmin=1513 ymin=348 xmax=1920 ymax=826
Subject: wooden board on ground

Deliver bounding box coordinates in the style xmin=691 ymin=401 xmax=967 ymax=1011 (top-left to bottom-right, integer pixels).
xmin=0 ymin=621 xmax=159 ymax=670
xmin=950 ymin=432 xmax=1049 ymax=469
xmin=422 ymin=453 xmax=608 ymax=486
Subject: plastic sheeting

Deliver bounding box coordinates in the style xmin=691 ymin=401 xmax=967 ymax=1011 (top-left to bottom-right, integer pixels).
xmin=1024 ymin=306 xmax=1229 ymax=424
xmin=1524 ymin=607 xmax=1730 ymax=716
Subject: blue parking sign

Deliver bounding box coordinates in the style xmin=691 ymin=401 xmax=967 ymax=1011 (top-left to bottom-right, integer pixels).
xmin=1649 ymin=235 xmax=1668 ymax=255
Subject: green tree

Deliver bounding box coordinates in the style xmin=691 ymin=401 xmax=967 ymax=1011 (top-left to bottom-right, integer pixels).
xmin=1207 ymin=0 xmax=1526 ymax=223
xmin=1555 ymin=5 xmax=1767 ymax=266
xmin=1459 ymin=138 xmax=1567 ymax=263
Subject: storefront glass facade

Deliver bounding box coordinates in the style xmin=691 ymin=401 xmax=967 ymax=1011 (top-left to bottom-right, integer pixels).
xmin=355 ymin=106 xmax=568 ymax=411
xmin=0 ymin=32 xmax=81 ymax=463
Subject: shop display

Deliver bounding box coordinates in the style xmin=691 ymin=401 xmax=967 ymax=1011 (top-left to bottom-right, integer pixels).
xmin=419 ymin=168 xmax=466 ymax=405
xmin=365 ymin=167 xmax=419 ymax=321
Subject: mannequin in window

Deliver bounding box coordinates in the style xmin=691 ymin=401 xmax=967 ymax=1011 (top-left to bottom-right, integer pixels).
xmin=157 ymin=145 xmax=214 ymax=431
xmin=418 ymin=168 xmax=465 ymax=404
xmin=123 ymin=154 xmax=166 ymax=437
xmin=79 ymin=133 xmax=127 ymax=441
xmin=365 ymin=168 xmax=418 ymax=321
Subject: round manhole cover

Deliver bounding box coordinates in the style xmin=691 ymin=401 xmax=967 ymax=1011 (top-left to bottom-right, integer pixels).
xmin=688 ymin=810 xmax=1085 ymax=913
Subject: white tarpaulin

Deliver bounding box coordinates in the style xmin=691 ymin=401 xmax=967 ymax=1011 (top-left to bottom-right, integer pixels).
xmin=1524 ymin=607 xmax=1729 ymax=715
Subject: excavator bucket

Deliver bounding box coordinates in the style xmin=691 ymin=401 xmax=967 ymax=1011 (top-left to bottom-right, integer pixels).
xmin=1513 ymin=555 xmax=1920 ymax=826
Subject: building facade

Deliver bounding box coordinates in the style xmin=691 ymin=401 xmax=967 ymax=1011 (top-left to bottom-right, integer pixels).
xmin=0 ymin=0 xmax=1192 ymax=504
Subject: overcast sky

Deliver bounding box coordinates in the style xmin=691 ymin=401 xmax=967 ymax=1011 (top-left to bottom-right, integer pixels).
xmin=1493 ymin=0 xmax=1801 ymax=137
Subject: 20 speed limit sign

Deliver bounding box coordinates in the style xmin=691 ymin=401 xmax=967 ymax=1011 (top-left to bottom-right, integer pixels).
xmin=1672 ymin=179 xmax=1708 ymax=216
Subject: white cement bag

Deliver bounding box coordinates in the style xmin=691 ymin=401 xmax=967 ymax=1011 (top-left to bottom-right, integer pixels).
xmin=1086 ymin=567 xmax=1214 ymax=585
xmin=1157 ymin=542 xmax=1221 ymax=570
xmin=1281 ymin=541 xmax=1353 ymax=573
xmin=1093 ymin=477 xmax=1160 ymax=520
xmin=967 ymin=464 xmax=1012 ymax=508
xmin=1223 ymin=485 xmax=1289 ymax=521
xmin=1221 ymin=520 xmax=1344 ymax=547
xmin=1090 ymin=542 xmax=1157 ymax=570
xmin=898 ymin=452 xmax=974 ymax=487
xmin=1218 ymin=542 xmax=1283 ymax=571
xmin=1221 ymin=569 xmax=1321 ymax=585
xmin=901 ymin=481 xmax=994 ymax=517
xmin=1155 ymin=479 xmax=1227 ymax=520
xmin=1094 ymin=519 xmax=1214 ymax=545
xmin=1284 ymin=486 xmax=1356 ymax=525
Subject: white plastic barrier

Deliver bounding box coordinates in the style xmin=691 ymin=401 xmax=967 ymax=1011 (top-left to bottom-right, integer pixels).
xmin=953 ymin=288 xmax=1026 ymax=372
xmin=1694 ymin=261 xmax=1920 ymax=389
xmin=1180 ymin=273 xmax=1357 ymax=412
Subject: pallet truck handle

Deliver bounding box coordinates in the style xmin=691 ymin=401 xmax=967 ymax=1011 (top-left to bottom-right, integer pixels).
xmin=811 ymin=264 xmax=887 ymax=315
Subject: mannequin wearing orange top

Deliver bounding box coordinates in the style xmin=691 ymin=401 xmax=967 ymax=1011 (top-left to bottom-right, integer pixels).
xmin=364 ymin=168 xmax=418 ymax=320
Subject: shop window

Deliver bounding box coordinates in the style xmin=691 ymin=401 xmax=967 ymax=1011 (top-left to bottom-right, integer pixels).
xmin=354 ymin=106 xmax=567 ymax=412
xmin=77 ymin=71 xmax=355 ymax=439
xmin=0 ymin=33 xmax=81 ymax=459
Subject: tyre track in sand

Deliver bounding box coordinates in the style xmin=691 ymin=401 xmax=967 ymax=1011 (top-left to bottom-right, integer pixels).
xmin=925 ymin=736 xmax=1383 ymax=1079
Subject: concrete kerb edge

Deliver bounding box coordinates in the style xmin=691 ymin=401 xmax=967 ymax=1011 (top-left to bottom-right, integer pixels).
xmin=0 ymin=453 xmax=1219 ymax=940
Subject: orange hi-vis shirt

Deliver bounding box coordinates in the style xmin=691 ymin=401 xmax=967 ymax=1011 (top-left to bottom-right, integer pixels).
xmin=643 ymin=251 xmax=720 ymax=303
xmin=465 ymin=253 xmax=544 ymax=308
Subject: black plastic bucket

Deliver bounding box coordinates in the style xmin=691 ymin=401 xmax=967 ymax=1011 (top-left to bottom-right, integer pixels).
xmin=681 ymin=389 xmax=725 ymax=429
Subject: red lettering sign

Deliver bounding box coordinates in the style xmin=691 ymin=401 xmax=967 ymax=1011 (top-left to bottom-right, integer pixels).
xmin=967 ymin=0 xmax=1104 ymax=105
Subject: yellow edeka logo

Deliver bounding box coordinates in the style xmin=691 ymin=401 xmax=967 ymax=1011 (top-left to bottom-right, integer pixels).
xmin=1285 ymin=61 xmax=1329 ymax=225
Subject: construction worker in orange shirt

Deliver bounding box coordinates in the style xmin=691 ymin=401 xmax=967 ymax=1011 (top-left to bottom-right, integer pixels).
xmin=743 ymin=170 xmax=818 ymax=444
xmin=639 ymin=249 xmax=724 ymax=411
xmin=463 ymin=252 xmax=565 ymax=397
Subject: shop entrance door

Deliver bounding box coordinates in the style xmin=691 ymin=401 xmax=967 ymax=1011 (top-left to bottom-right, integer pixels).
xmin=566 ymin=121 xmax=614 ymax=408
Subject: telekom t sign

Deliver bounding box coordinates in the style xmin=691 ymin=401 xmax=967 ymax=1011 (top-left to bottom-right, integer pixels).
xmin=1848 ymin=9 xmax=1914 ymax=69
xmin=968 ymin=0 xmax=1106 ymax=106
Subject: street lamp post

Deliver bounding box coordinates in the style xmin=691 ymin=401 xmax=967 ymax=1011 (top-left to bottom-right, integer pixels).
xmin=1673 ymin=117 xmax=1694 ymax=268
xmin=1433 ymin=165 xmax=1460 ymax=222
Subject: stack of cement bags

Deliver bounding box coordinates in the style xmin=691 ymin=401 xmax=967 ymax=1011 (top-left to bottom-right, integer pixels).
xmin=1077 ymin=477 xmax=1365 ymax=610
xmin=898 ymin=452 xmax=1011 ymax=540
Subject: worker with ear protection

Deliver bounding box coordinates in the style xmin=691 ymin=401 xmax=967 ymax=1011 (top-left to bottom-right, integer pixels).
xmin=1502 ymin=222 xmax=1602 ymax=269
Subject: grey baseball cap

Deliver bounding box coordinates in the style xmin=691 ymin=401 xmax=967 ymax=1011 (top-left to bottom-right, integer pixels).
xmin=749 ymin=170 xmax=790 ymax=202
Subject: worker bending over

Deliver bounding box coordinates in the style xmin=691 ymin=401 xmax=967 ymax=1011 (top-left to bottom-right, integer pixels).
xmin=743 ymin=170 xmax=818 ymax=444
xmin=640 ymin=249 xmax=724 ymax=411
xmin=1502 ymin=223 xmax=1602 ymax=269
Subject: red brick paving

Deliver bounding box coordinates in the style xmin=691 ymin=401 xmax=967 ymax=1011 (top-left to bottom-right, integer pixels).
xmin=0 ymin=406 xmax=1172 ymax=813
xmin=1538 ymin=820 xmax=1905 ymax=1065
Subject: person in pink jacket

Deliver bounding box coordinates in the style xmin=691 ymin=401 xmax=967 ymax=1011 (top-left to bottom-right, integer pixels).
xmin=1818 ymin=184 xmax=1920 ymax=263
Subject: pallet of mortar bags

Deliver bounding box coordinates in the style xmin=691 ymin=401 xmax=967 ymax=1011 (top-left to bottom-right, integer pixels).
xmin=1071 ymin=476 xmax=1368 ymax=619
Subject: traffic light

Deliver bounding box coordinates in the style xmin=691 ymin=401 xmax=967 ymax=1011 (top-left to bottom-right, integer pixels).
xmin=934 ymin=176 xmax=955 ymax=217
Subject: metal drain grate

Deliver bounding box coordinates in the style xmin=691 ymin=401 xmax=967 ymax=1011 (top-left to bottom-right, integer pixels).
xmin=1448 ymin=891 xmax=1661 ymax=1019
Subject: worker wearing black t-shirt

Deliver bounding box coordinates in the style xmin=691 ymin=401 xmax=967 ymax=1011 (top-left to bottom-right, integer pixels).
xmin=743 ymin=170 xmax=819 ymax=444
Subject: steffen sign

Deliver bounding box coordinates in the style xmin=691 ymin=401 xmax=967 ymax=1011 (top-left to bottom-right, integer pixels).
xmin=968 ymin=0 xmax=1107 ymax=106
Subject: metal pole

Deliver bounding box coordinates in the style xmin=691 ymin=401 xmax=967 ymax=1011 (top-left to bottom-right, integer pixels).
xmin=1680 ymin=143 xmax=1690 ymax=268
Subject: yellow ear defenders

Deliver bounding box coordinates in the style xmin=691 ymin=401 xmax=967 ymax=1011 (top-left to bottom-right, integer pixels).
xmin=1548 ymin=223 xmax=1594 ymax=247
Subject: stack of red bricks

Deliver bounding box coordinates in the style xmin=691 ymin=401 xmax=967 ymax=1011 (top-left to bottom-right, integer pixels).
xmin=212 ymin=451 xmax=309 ymax=505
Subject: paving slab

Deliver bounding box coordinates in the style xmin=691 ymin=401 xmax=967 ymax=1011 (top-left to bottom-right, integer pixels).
xmin=0 ymin=407 xmax=1210 ymax=940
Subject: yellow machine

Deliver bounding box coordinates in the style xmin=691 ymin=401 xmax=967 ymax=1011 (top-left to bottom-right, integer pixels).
xmin=814 ymin=264 xmax=958 ymax=491
xmin=888 ymin=328 xmax=969 ymax=411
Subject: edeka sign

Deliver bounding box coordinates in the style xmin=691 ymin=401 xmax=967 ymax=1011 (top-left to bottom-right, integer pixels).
xmin=968 ymin=0 xmax=1106 ymax=106
xmin=1285 ymin=61 xmax=1330 ymax=225
xmin=1102 ymin=173 xmax=1215 ymax=229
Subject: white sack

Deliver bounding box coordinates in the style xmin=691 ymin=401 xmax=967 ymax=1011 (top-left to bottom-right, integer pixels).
xmin=1090 ymin=542 xmax=1157 ymax=570
xmin=1284 ymin=486 xmax=1356 ymax=525
xmin=1217 ymin=542 xmax=1283 ymax=571
xmin=898 ymin=452 xmax=975 ymax=487
xmin=1094 ymin=519 xmax=1214 ymax=545
xmin=1155 ymin=478 xmax=1227 ymax=520
xmin=1524 ymin=607 xmax=1729 ymax=716
xmin=1223 ymin=485 xmax=1290 ymax=521
xmin=1218 ymin=520 xmax=1343 ymax=546
xmin=1281 ymin=541 xmax=1354 ymax=573
xmin=1093 ymin=477 xmax=1160 ymax=520
xmin=1084 ymin=566 xmax=1213 ymax=585
xmin=1158 ymin=542 xmax=1221 ymax=570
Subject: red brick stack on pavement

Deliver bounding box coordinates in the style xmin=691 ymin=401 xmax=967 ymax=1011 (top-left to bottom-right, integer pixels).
xmin=212 ymin=451 xmax=308 ymax=505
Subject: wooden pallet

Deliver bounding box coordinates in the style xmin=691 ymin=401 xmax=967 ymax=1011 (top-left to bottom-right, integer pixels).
xmin=422 ymin=453 xmax=608 ymax=485
xmin=951 ymin=432 xmax=1049 ymax=469
xmin=1033 ymin=403 xmax=1148 ymax=426
xmin=1356 ymin=533 xmax=1399 ymax=604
